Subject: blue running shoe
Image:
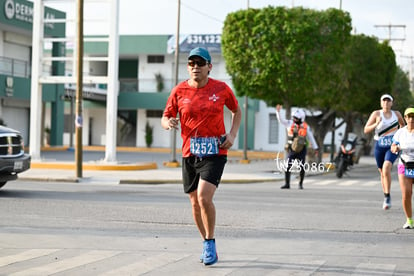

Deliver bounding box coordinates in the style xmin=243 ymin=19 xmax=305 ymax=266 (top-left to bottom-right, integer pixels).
xmin=203 ymin=239 xmax=218 ymax=266
xmin=199 ymin=243 xmax=205 ymax=263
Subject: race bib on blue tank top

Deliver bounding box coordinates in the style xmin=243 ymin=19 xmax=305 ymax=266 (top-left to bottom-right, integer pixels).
xmin=378 ymin=136 xmax=392 ymax=148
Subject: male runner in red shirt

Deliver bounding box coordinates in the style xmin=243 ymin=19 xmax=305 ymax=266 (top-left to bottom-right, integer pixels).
xmin=162 ymin=47 xmax=242 ymax=266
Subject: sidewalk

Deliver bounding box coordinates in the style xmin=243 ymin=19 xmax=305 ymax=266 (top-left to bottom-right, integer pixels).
xmin=18 ymin=147 xmax=376 ymax=184
xmin=20 ymin=160 xmax=280 ymax=184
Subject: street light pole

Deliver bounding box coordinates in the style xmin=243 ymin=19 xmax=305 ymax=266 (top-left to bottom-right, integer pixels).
xmin=75 ymin=0 xmax=84 ymax=178
xmin=170 ymin=0 xmax=181 ymax=164
xmin=242 ymin=0 xmax=249 ymax=163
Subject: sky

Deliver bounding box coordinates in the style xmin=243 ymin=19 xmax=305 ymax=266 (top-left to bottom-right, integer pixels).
xmin=44 ymin=0 xmax=414 ymax=76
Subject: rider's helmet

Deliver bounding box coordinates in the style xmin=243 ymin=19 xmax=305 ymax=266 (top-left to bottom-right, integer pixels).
xmin=292 ymin=109 xmax=306 ymax=124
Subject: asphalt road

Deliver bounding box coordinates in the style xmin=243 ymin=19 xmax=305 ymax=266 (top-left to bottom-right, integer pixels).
xmin=0 ymin=163 xmax=413 ymax=275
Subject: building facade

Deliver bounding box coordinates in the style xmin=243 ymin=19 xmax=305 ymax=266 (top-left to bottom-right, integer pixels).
xmin=0 ymin=0 xmax=65 ymax=146
xmin=2 ymin=0 xmax=342 ymax=155
xmin=56 ymin=34 xmax=287 ymax=152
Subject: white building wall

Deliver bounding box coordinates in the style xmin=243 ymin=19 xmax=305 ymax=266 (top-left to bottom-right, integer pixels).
xmin=254 ymin=102 xmax=284 ymax=152
xmin=78 ymin=108 xmax=90 ymax=146
xmin=3 ymin=32 xmax=31 ymax=62
xmin=60 ymin=105 xmax=106 ymax=146
xmin=87 ymin=108 xmax=106 ymax=145
xmin=4 ymin=42 xmax=30 ymax=62
xmin=135 ymin=109 xmax=145 ymax=147
xmin=324 ymin=118 xmax=347 ymax=152
xmin=2 ymin=103 xmax=29 ymax=145
xmin=151 ymin=117 xmax=173 ymax=148
xmin=136 ymin=109 xmax=183 ymax=149
xmin=0 ymin=31 xmax=4 ymax=56
xmin=138 ymin=54 xmax=174 ymax=92
xmin=0 ymin=30 xmax=31 ymax=145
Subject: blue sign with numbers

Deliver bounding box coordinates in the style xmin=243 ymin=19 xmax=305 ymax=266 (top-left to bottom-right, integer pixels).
xmin=167 ymin=34 xmax=222 ymax=54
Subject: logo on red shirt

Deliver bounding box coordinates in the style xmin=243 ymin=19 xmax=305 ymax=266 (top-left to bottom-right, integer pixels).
xmin=209 ymin=94 xmax=219 ymax=102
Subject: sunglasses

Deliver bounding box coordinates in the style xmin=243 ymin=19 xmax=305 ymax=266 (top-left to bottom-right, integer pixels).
xmin=188 ymin=60 xmax=208 ymax=67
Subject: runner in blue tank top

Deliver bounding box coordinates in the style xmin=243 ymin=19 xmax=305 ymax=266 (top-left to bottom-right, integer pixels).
xmin=364 ymin=94 xmax=405 ymax=210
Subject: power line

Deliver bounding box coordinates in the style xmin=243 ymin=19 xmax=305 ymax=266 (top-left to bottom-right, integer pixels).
xmin=374 ymin=24 xmax=406 ymax=42
xmin=181 ymin=1 xmax=224 ymax=24
xmin=401 ymin=55 xmax=414 ymax=90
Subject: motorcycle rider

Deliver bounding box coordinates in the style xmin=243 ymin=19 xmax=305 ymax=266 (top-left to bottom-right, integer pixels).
xmin=276 ymin=104 xmax=318 ymax=189
xmin=335 ymin=132 xmax=359 ymax=178
xmin=364 ymin=94 xmax=405 ymax=210
xmin=339 ymin=133 xmax=358 ymax=165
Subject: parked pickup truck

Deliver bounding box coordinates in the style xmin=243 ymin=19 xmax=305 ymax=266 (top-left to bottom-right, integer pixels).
xmin=0 ymin=125 xmax=31 ymax=188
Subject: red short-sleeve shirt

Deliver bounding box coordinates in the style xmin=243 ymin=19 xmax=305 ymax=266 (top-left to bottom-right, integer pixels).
xmin=163 ymin=78 xmax=239 ymax=157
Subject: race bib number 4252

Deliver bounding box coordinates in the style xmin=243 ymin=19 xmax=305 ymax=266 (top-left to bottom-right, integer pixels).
xmin=190 ymin=137 xmax=219 ymax=157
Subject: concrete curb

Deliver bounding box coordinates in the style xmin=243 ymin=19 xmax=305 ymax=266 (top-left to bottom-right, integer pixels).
xmin=19 ymin=176 xmax=81 ymax=183
xmin=18 ymin=177 xmax=279 ymax=185
xmin=33 ymin=147 xmax=278 ymax=171
xmin=118 ymin=178 xmax=278 ymax=185
xmin=20 ymin=147 xmax=376 ymax=184
xmin=18 ymin=163 xmax=374 ymax=184
xmin=31 ymin=161 xmax=157 ymax=171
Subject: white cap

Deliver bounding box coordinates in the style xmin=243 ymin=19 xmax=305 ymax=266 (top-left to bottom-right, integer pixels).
xmin=380 ymin=94 xmax=393 ymax=101
xmin=292 ymin=109 xmax=306 ymax=121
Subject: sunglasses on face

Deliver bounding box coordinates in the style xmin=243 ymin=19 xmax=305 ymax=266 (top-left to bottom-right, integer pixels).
xmin=188 ymin=60 xmax=208 ymax=67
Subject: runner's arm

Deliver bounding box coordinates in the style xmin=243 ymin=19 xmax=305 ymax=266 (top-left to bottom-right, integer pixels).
xmin=364 ymin=110 xmax=380 ymax=134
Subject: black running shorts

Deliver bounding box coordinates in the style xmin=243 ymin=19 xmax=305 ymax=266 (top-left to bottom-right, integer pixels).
xmin=182 ymin=155 xmax=227 ymax=193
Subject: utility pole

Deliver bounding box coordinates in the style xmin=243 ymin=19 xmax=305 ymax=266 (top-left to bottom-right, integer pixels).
xmin=241 ymin=0 xmax=249 ymax=164
xmin=167 ymin=0 xmax=180 ymax=166
xmin=75 ymin=0 xmax=84 ymax=178
xmin=401 ymin=55 xmax=414 ymax=91
xmin=374 ymin=23 xmax=407 ymax=84
xmin=331 ymin=0 xmax=342 ymax=161
xmin=374 ymin=24 xmax=406 ymax=42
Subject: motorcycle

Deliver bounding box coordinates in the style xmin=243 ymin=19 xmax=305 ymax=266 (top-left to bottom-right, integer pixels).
xmin=335 ymin=132 xmax=358 ymax=178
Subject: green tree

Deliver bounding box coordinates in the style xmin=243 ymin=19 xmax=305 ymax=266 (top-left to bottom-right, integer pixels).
xmin=222 ymin=6 xmax=404 ymax=161
xmin=345 ymin=36 xmax=395 ymax=113
xmin=328 ymin=36 xmax=398 ymax=148
xmin=222 ymin=6 xmax=352 ymax=109
xmin=145 ymin=121 xmax=153 ymax=148
xmin=392 ymin=66 xmax=413 ymax=112
xmin=222 ymin=6 xmax=352 ymax=160
xmin=155 ymin=73 xmax=164 ymax=92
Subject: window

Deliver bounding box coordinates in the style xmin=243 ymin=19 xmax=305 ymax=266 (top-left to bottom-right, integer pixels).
xmin=147 ymin=55 xmax=164 ymax=64
xmin=269 ymin=114 xmax=279 ymax=144
xmin=64 ymin=114 xmax=74 ymax=132
xmin=146 ymin=110 xmax=163 ymax=118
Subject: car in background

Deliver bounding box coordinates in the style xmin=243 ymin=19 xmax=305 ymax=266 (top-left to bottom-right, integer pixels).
xmin=0 ymin=125 xmax=31 ymax=188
